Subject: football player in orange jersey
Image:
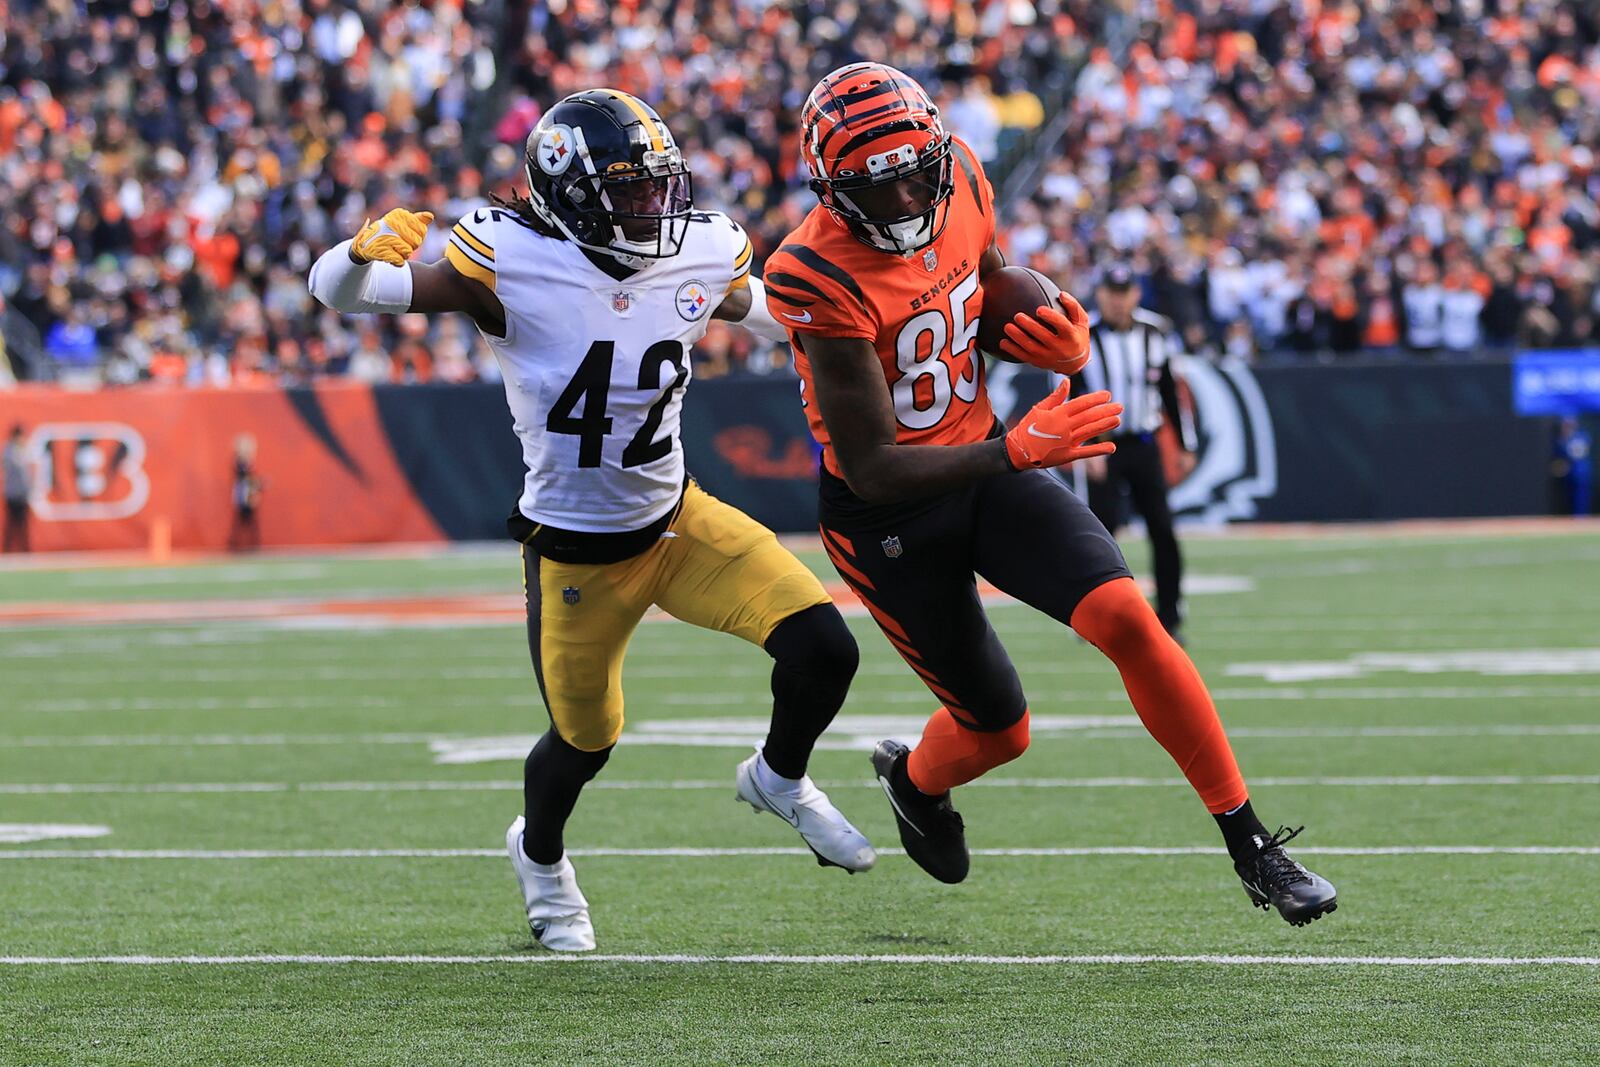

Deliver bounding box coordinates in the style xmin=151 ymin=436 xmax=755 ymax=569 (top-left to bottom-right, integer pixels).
xmin=763 ymin=64 xmax=1336 ymax=925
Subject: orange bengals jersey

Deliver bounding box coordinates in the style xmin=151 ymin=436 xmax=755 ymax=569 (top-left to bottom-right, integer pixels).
xmin=764 ymin=137 xmax=998 ymax=479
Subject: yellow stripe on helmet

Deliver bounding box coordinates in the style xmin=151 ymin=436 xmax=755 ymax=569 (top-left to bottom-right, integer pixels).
xmin=602 ymin=89 xmax=666 ymax=153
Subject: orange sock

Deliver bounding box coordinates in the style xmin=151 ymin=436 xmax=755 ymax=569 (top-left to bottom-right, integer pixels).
xmin=1071 ymin=577 xmax=1248 ymax=813
xmin=906 ymin=708 xmax=1030 ymax=795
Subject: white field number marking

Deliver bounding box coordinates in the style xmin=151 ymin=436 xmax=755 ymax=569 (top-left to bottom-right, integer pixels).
xmin=1228 ymin=648 xmax=1600 ymax=682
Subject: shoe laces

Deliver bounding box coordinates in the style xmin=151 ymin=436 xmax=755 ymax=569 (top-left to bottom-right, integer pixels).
xmin=1251 ymin=825 xmax=1310 ymax=887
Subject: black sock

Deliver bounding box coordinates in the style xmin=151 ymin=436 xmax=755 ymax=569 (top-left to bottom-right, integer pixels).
xmin=1213 ymin=799 xmax=1270 ymax=863
xmin=759 ymin=605 xmax=858 ymax=779
xmin=522 ymin=728 xmax=611 ymax=864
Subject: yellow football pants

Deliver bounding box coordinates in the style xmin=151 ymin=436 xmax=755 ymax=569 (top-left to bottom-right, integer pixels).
xmin=524 ymin=483 xmax=831 ymax=751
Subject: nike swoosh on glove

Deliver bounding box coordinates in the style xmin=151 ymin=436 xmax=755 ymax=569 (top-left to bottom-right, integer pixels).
xmin=350 ymin=208 xmax=435 ymax=266
xmin=998 ymin=292 xmax=1092 ymax=375
xmin=1003 ymin=384 xmax=1122 ymax=470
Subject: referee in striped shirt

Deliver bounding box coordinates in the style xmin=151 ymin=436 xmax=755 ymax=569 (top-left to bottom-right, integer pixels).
xmin=1065 ymin=264 xmax=1198 ymax=641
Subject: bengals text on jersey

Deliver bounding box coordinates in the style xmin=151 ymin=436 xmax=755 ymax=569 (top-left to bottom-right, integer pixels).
xmin=763 ymin=135 xmax=999 ymax=480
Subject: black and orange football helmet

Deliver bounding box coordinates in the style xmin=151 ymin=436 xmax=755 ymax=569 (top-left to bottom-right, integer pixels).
xmin=800 ymin=64 xmax=954 ymax=256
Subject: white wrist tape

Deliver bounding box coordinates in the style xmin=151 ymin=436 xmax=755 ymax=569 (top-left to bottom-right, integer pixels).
xmin=308 ymin=240 xmax=415 ymax=314
xmin=737 ymin=277 xmax=793 ymax=343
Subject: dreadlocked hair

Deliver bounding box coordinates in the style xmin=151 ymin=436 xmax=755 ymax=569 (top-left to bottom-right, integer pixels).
xmin=490 ymin=193 xmax=564 ymax=239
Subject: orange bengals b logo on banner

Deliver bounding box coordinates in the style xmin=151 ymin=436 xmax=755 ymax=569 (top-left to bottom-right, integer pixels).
xmin=28 ymin=422 xmax=151 ymax=521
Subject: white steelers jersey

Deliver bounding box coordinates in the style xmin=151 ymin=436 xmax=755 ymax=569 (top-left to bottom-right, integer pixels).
xmin=445 ymin=206 xmax=753 ymax=532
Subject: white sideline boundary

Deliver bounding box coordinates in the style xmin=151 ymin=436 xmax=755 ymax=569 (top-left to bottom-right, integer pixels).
xmin=12 ymin=685 xmax=1600 ymax=715
xmin=665 ymin=687 xmax=1600 ymax=706
xmin=9 ymin=722 xmax=1600 ymax=749
xmin=3 ymin=845 xmax=1598 ymax=860
xmin=3 ymin=774 xmax=1597 ymax=795
xmin=1 ymin=953 xmax=1597 ymax=967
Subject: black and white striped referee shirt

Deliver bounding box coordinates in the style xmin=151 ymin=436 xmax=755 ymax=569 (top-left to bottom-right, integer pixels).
xmin=1068 ymin=308 xmax=1198 ymax=450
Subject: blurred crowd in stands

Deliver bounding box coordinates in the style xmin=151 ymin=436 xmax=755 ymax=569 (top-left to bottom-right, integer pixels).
xmin=1 ymin=0 xmax=1598 ymax=388
xmin=1008 ymin=0 xmax=1600 ymax=363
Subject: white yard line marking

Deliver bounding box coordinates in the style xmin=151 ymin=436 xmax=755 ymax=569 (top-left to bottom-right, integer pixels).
xmin=1 ymin=953 xmax=1596 ymax=967
xmin=0 ymin=824 xmax=111 ymax=844
xmin=1 ymin=846 xmax=1597 ymax=861
xmin=0 ymin=661 xmax=1108 ymax=686
xmin=21 ymin=684 xmax=1599 ymax=717
xmin=3 ymin=732 xmax=460 ymax=749
xmin=992 ymin=615 xmax=1600 ymax=635
xmin=665 ymin=686 xmax=1600 ymax=706
xmin=1227 ymin=649 xmax=1600 ymax=683
xmin=428 ymin=714 xmax=1143 ymax=763
xmin=1208 ymin=686 xmax=1600 ymax=701
xmin=3 ymin=775 xmax=1598 ymax=796
xmin=8 ymin=723 xmax=1600 ymax=750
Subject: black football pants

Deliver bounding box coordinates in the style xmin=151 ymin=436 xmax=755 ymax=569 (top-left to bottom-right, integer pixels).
xmin=819 ymin=468 xmax=1130 ymax=731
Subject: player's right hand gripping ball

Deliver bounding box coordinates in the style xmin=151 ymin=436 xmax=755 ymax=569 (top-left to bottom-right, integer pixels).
xmin=999 ymin=293 xmax=1093 ymax=376
xmin=1003 ymin=384 xmax=1123 ymax=470
xmin=349 ymin=208 xmax=435 ymax=266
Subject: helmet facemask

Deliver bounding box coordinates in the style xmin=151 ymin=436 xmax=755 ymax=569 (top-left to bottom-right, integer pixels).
xmin=526 ymin=126 xmax=694 ymax=265
xmin=815 ymin=135 xmax=954 ymax=255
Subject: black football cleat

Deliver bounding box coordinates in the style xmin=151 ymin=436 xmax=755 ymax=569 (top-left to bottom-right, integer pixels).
xmin=871 ymin=740 xmax=969 ymax=884
xmin=1235 ymin=825 xmax=1338 ymax=926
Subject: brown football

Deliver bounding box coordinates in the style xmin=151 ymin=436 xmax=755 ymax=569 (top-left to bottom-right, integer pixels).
xmin=977 ymin=265 xmax=1064 ymax=362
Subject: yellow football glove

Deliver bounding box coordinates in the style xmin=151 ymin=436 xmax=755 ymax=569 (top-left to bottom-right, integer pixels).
xmin=349 ymin=208 xmax=435 ymax=266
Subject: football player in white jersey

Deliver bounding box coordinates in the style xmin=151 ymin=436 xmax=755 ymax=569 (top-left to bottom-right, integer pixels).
xmin=309 ymin=89 xmax=875 ymax=952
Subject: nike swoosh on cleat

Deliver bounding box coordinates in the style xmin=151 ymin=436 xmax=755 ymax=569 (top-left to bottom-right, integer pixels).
xmin=1026 ymin=425 xmax=1063 ymax=440
xmin=782 ymin=310 xmax=813 ymax=323
xmin=877 ymin=775 xmax=927 ymax=837
xmin=747 ymin=776 xmax=801 ymax=827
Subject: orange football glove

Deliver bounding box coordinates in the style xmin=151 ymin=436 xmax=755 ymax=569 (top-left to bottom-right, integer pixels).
xmin=1004 ymin=384 xmax=1122 ymax=470
xmin=349 ymin=208 xmax=435 ymax=266
xmin=998 ymin=292 xmax=1092 ymax=375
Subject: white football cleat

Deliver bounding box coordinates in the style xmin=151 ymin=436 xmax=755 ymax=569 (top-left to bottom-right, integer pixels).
xmin=735 ymin=748 xmax=876 ymax=873
xmin=506 ymin=816 xmax=595 ymax=952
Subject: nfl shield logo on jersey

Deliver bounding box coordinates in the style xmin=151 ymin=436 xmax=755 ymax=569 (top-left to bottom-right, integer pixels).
xmin=881 ymin=536 xmax=903 ymax=558
xmin=562 ymin=586 xmax=581 ymax=605
xmin=923 ymin=248 xmax=938 ymax=272
xmin=611 ymin=291 xmax=632 ymax=314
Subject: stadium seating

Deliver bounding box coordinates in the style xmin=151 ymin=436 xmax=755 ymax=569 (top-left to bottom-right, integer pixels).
xmin=1 ymin=1 xmax=1596 ymax=387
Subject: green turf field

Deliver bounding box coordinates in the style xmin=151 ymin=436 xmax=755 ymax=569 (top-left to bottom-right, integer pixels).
xmin=2 ymin=526 xmax=1598 ymax=1065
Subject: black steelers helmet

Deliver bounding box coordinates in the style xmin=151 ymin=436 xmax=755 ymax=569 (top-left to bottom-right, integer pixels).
xmin=524 ymin=89 xmax=694 ymax=262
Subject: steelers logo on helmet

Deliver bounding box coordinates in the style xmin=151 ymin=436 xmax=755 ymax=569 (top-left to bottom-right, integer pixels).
xmin=537 ymin=124 xmax=577 ymax=176
xmin=523 ymin=89 xmax=695 ymax=262
xmin=675 ymin=279 xmax=712 ymax=322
